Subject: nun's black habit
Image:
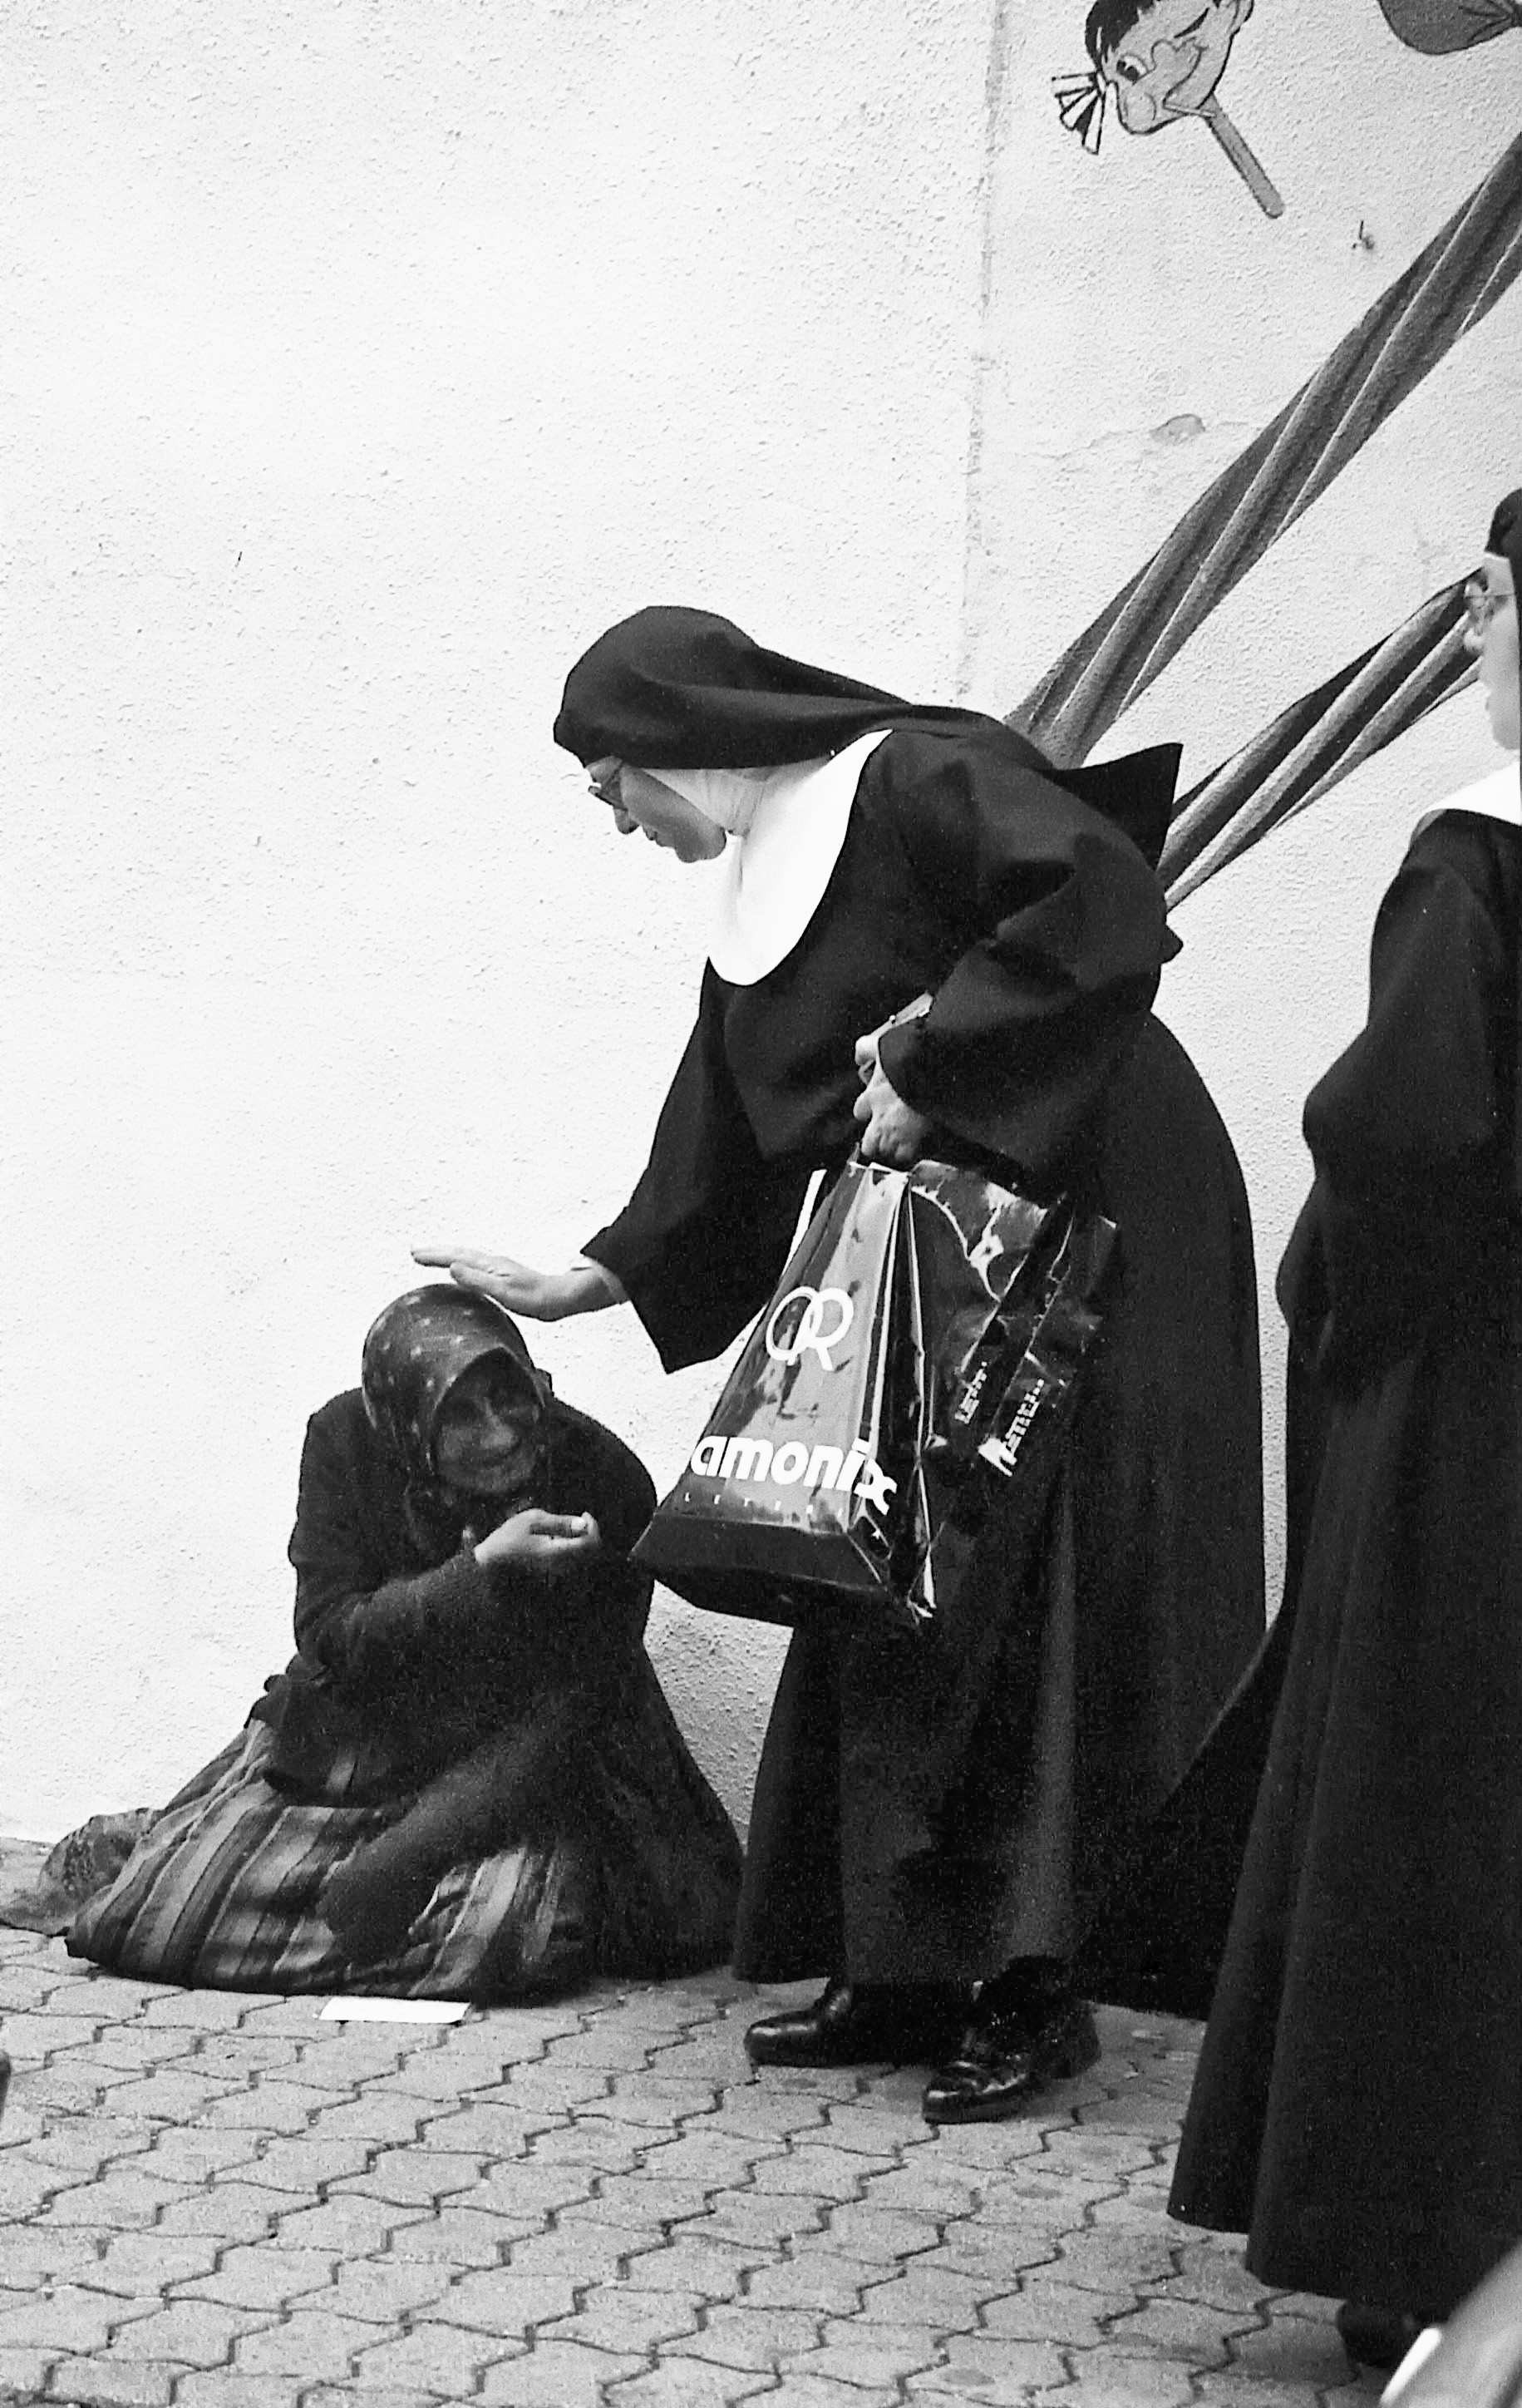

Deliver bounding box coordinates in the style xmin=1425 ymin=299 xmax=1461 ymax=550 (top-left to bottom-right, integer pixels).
xmin=560 ymin=609 xmax=1265 ymax=1995
xmin=1170 ymin=497 xmax=1522 ymax=2320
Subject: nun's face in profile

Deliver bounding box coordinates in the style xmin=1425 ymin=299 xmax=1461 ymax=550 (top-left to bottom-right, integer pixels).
xmin=1465 ymin=555 xmax=1520 ymax=752
xmin=433 ymin=1359 xmax=543 ymax=1498
xmin=587 ymin=757 xmax=727 ymax=863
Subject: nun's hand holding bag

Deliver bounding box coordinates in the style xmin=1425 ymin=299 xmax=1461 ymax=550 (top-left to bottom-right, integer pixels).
xmin=632 ymin=1154 xmax=1116 ymax=1636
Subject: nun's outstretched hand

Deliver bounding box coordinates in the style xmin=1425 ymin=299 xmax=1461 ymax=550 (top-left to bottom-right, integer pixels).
xmin=410 ymin=1247 xmax=626 ymax=1320
xmin=853 ymin=1059 xmax=933 ymax=1167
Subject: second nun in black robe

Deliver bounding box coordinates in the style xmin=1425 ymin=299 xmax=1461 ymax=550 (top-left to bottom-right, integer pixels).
xmin=553 ymin=609 xmax=1265 ymax=1996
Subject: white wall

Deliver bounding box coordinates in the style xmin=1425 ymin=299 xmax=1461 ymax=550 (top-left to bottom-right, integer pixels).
xmin=3 ymin=0 xmax=1517 ymax=1837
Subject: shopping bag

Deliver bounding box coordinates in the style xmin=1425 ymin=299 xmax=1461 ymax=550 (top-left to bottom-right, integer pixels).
xmin=632 ymin=1155 xmax=1116 ymax=1632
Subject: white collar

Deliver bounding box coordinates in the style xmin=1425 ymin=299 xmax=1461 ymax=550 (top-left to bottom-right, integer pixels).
xmin=651 ymin=729 xmax=892 ymax=984
xmin=1412 ymin=758 xmax=1521 ymax=841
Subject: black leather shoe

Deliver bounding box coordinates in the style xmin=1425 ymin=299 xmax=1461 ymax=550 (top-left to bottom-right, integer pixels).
xmin=922 ymin=1992 xmax=1100 ymax=2122
xmin=1335 ymin=2302 xmax=1424 ymax=2371
xmin=744 ymin=1976 xmax=971 ymax=2068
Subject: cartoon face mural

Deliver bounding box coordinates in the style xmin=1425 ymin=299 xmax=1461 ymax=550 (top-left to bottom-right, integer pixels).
xmin=1055 ymin=0 xmax=1283 ymax=216
xmin=1093 ymin=0 xmax=1251 ymax=132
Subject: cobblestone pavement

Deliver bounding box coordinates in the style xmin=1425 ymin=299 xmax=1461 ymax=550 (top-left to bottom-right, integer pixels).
xmin=0 ymin=1921 xmax=1380 ymax=2408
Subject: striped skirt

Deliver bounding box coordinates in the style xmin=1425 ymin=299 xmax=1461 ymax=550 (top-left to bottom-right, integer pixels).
xmin=68 ymin=1695 xmax=740 ymax=2001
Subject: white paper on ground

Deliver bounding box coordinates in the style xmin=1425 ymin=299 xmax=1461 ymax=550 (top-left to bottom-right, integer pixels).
xmin=1381 ymin=2325 xmax=1445 ymax=2405
xmin=319 ymin=1996 xmax=470 ymax=2025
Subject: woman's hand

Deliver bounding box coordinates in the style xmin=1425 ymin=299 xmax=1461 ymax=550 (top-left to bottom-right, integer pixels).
xmin=472 ymin=1508 xmax=600 ymax=1570
xmin=853 ymin=1058 xmax=933 ymax=1167
xmin=410 ymin=1249 xmax=626 ymax=1320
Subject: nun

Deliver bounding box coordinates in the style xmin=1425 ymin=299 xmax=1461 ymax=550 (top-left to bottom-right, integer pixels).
xmin=420 ymin=606 xmax=1264 ymax=2118
xmin=1170 ymin=492 xmax=1522 ymax=2364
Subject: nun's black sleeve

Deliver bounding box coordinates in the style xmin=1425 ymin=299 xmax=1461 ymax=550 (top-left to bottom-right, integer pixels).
xmin=874 ymin=739 xmax=1167 ymax=1187
xmin=583 ymin=968 xmax=815 ymax=1372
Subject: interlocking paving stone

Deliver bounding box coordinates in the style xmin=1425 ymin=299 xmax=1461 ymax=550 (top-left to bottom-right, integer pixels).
xmin=502 ymin=2220 xmax=653 ymax=2284
xmin=475 ymin=2338 xmax=648 ymax=2404
xmin=818 ymin=2201 xmax=943 ymax=2263
xmin=268 ymin=2196 xmax=431 ymax=2254
xmin=301 ymin=2096 xmax=430 ymax=2147
xmin=46 ymin=2356 xmax=180 ymax=2405
xmin=911 ymin=2222 xmax=1063 ymax=2283
xmin=0 ymin=2228 xmax=114 ymax=2288
xmin=666 ymin=2302 xmax=822 ymax=2369
xmin=168 ymin=2244 xmax=338 ymax=2312
xmin=743 ymin=2145 xmax=879 ymax=2203
xmin=454 ymin=2161 xmax=601 ymax=2221
xmin=697 ymin=2092 xmax=830 ymax=2145
xmin=558 ymin=2172 xmax=715 ymax=2228
xmin=231 ymin=2307 xmax=377 ymax=2379
xmin=520 ymin=2119 xmax=649 ymax=2173
xmin=541 ymin=2284 xmax=707 ymax=2355
xmin=618 ymin=2233 xmax=765 ymax=2299
xmin=150 ymin=2187 xmax=284 ymax=2246
xmin=852 ymin=2263 xmax=988 ymax=2331
xmin=326 ymin=2145 xmax=482 ymax=2206
xmin=601 ymin=2363 xmax=777 ymax=2406
xmin=303 ymin=2387 xmax=442 ymax=2408
xmin=414 ymin=2102 xmax=550 ymax=2154
xmin=171 ymin=2373 xmax=309 ymax=2408
xmin=1054 ymin=2225 xmax=1182 ymax=2292
xmin=599 ymin=2082 xmax=724 ymax=2132
xmin=199 ymin=2085 xmax=330 ymax=2134
xmin=0 ymin=2282 xmax=156 ymax=2354
xmin=1019 ymin=2347 xmax=1201 ymax=2406
xmin=979 ymin=2273 xmax=1137 ymax=2341
xmin=904 ymin=2332 xmax=1071 ymax=2399
xmin=857 ymin=2161 xmax=982 ymax=2218
xmin=784 ymin=2316 xmax=943 ymax=2386
xmin=1223 ymin=2311 xmax=1362 ymax=2387
xmin=692 ymin=2189 xmax=833 ymax=2251
xmin=76 ymin=2233 xmax=223 ymax=2294
xmin=414 ymin=2267 xmax=583 ymax=2335
xmin=237 ymin=2135 xmax=376 ymax=2193
xmin=0 ymin=1927 xmax=1366 ymax=2408
xmin=137 ymin=2131 xmax=264 ymax=2186
xmin=0 ymin=2343 xmax=59 ymax=2394
xmin=383 ymin=2205 xmax=516 ymax=2265
xmin=347 ymin=2321 xmax=524 ymax=2388
xmin=105 ymin=2298 xmax=280 ymax=2366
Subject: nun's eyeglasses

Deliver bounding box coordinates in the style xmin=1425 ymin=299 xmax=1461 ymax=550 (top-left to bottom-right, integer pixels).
xmin=587 ymin=761 xmax=624 ymax=806
xmin=1463 ymin=575 xmax=1512 ymax=633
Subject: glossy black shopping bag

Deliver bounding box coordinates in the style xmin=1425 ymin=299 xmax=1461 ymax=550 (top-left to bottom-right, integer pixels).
xmin=633 ymin=1156 xmax=1116 ymax=1632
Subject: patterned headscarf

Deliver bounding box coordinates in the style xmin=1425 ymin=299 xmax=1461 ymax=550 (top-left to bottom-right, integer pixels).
xmin=361 ymin=1287 xmax=549 ymax=1548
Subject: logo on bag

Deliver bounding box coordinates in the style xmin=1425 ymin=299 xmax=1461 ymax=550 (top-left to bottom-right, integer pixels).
xmin=764 ymin=1285 xmax=855 ymax=1369
xmin=687 ymin=1433 xmax=897 ymax=1516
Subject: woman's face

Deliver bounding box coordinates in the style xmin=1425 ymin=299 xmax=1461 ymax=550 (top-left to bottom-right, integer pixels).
xmin=432 ymin=1358 xmax=543 ymax=1498
xmin=587 ymin=756 xmax=727 ymax=863
xmin=1465 ymin=552 xmax=1520 ymax=752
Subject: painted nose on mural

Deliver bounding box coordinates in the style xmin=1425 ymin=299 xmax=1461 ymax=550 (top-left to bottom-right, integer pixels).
xmin=1113 ymin=35 xmax=1202 ymax=131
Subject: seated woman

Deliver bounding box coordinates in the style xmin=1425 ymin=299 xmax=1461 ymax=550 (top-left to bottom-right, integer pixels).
xmin=69 ymin=1287 xmax=742 ymax=2000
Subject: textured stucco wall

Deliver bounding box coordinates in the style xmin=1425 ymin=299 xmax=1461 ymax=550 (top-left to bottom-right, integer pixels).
xmin=961 ymin=11 xmax=1520 ymax=1602
xmin=2 ymin=0 xmax=993 ymax=1837
xmin=3 ymin=0 xmax=1517 ymax=1838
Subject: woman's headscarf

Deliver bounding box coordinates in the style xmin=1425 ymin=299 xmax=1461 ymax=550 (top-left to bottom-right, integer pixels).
xmin=554 ymin=605 xmax=1182 ymax=873
xmin=361 ymin=1286 xmax=549 ymax=1551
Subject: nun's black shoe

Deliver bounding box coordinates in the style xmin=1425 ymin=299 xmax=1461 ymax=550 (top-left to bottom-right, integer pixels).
xmin=921 ymin=1994 xmax=1100 ymax=2123
xmin=1334 ymin=2302 xmax=1424 ymax=2371
xmin=744 ymin=1977 xmax=971 ymax=2068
